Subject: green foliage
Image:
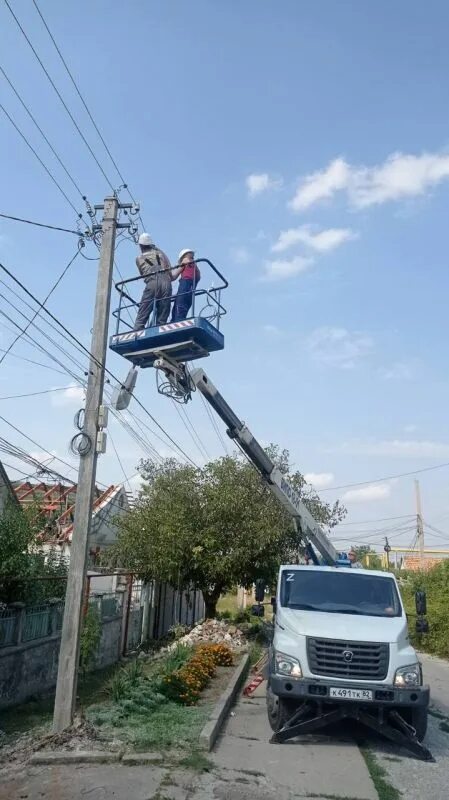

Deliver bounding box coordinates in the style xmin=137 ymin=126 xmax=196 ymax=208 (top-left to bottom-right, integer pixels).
xmin=79 ymin=605 xmax=101 ymax=676
xmin=400 ymin=560 xmax=449 ymax=658
xmin=0 ymin=501 xmax=68 ymax=604
xmin=351 ymin=545 xmax=382 ymax=569
xmin=108 ymin=447 xmax=346 ymax=617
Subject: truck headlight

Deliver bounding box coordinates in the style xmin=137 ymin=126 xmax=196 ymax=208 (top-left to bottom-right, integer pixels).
xmin=274 ymin=650 xmax=302 ymax=678
xmin=394 ymin=663 xmax=422 ymax=687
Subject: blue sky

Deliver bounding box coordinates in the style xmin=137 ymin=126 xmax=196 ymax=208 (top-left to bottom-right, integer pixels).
xmin=1 ymin=0 xmax=449 ymax=553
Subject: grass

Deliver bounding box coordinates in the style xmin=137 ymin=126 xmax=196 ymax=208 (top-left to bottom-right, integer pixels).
xmin=0 ymin=662 xmax=119 ymax=740
xmin=87 ymin=699 xmax=210 ymax=751
xmin=248 ymin=641 xmax=264 ymax=666
xmin=178 ymin=749 xmax=214 ymax=772
xmin=361 ymin=749 xmax=402 ymax=800
xmin=217 ymin=592 xmax=240 ymax=615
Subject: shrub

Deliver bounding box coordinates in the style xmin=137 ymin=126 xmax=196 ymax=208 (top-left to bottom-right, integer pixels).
xmin=162 ymin=643 xmax=233 ymax=705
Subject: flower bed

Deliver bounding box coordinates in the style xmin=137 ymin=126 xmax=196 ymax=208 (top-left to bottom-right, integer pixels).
xmin=162 ymin=643 xmax=233 ymax=705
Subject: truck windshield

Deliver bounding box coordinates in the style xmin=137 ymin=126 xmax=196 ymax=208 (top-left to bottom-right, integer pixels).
xmin=280 ymin=570 xmax=401 ymax=617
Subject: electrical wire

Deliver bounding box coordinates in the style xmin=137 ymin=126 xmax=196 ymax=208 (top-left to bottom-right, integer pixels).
xmin=336 ymin=514 xmax=415 ymax=527
xmin=0 ymin=212 xmax=82 ymax=236
xmin=173 ymin=403 xmax=210 ymax=462
xmin=0 ymin=260 xmax=199 ymax=468
xmin=3 ymin=0 xmax=115 ymax=191
xmin=0 ymin=64 xmax=85 ymax=200
xmin=0 ymin=102 xmax=81 ymax=217
xmin=320 ymin=462 xmax=449 ymax=492
xmin=107 ymin=429 xmax=132 ymax=492
xmin=0 ymin=385 xmax=75 ymax=400
xmin=0 ymin=347 xmax=68 ymax=376
xmin=31 ymin=0 xmax=145 ymax=229
xmin=199 ymin=392 xmax=230 ymax=454
xmin=0 ymin=248 xmax=80 ymax=366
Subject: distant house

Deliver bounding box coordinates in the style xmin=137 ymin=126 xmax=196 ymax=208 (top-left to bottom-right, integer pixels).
xmin=12 ymin=479 xmax=130 ymax=562
xmin=402 ymin=555 xmax=446 ymax=572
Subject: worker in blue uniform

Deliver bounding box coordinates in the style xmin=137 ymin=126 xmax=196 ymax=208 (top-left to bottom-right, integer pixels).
xmin=171 ymin=248 xmax=201 ymax=323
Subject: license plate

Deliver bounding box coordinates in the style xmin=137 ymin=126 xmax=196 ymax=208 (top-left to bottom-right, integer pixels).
xmin=329 ymin=687 xmax=373 ymax=701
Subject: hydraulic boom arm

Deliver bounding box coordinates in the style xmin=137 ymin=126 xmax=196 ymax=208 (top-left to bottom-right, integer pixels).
xmin=190 ymin=368 xmax=337 ymax=566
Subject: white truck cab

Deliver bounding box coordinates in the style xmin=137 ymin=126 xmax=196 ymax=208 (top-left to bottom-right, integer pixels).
xmin=268 ymin=565 xmax=430 ymax=741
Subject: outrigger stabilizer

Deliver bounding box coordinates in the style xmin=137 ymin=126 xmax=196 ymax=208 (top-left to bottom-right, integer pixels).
xmin=270 ymin=701 xmax=434 ymax=762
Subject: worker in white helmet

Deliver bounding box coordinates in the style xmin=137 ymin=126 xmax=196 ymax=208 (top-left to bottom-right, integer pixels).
xmin=171 ymin=248 xmax=201 ymax=322
xmin=133 ymin=233 xmax=178 ymax=330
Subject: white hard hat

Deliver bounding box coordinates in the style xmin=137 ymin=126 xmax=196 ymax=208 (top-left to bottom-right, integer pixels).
xmin=178 ymin=248 xmax=195 ymax=261
xmin=138 ymin=233 xmax=153 ymax=246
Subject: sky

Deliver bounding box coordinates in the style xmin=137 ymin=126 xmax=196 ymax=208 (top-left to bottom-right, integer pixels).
xmin=1 ymin=0 xmax=449 ymax=554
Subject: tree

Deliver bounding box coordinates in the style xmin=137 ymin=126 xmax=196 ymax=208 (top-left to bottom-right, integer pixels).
xmin=109 ymin=447 xmax=346 ymax=618
xmin=0 ymin=501 xmax=68 ymax=604
xmin=351 ymin=545 xmax=382 ymax=570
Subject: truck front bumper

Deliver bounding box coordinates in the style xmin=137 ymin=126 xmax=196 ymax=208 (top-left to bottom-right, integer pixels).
xmin=270 ymin=675 xmax=430 ymax=708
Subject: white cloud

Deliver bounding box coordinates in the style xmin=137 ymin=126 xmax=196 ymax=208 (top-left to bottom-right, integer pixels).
xmin=230 ymin=246 xmax=250 ymax=264
xmin=304 ymin=472 xmax=335 ymax=489
xmin=290 ymin=158 xmax=351 ymax=211
xmin=307 ymin=327 xmax=374 ymax=370
xmin=262 ymin=255 xmax=313 ymax=282
xmin=378 ymin=362 xmax=415 ymax=381
xmin=289 ymin=151 xmax=449 ymax=211
xmin=332 ymin=439 xmax=449 ymax=458
xmin=272 ymin=225 xmax=357 ymax=254
xmin=342 ymin=484 xmax=391 ymax=504
xmin=263 ymin=324 xmax=282 ymax=335
xmin=246 ymin=173 xmax=283 ymax=197
xmin=51 ymin=385 xmax=85 ymax=407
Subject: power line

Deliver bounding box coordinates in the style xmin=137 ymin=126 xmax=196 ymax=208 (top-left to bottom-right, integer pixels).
xmin=0 ymin=260 xmax=199 ymax=468
xmin=0 ymin=248 xmax=80 ymax=366
xmin=0 ymin=102 xmax=81 ymax=217
xmin=108 ymin=429 xmax=132 ymax=492
xmin=0 ymin=63 xmax=85 ymax=200
xmin=174 ymin=403 xmax=210 ymax=462
xmin=31 ymin=0 xmax=145 ymax=228
xmin=320 ymin=462 xmax=449 ymax=492
xmin=0 ymin=414 xmax=78 ymax=478
xmin=0 ymin=347 xmax=69 ymax=376
xmin=3 ymin=0 xmax=115 ymax=191
xmin=336 ymin=514 xmax=415 ymax=527
xmin=0 ymin=385 xmax=75 ymax=400
xmin=0 ymin=212 xmax=82 ymax=236
xmin=199 ymin=392 xmax=230 ymax=454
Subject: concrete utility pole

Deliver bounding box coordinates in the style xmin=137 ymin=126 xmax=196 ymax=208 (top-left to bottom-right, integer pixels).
xmin=415 ymin=479 xmax=425 ymax=568
xmin=53 ymin=197 xmax=124 ymax=732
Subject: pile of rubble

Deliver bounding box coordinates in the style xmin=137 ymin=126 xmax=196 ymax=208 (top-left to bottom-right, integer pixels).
xmin=155 ymin=619 xmax=245 ymax=654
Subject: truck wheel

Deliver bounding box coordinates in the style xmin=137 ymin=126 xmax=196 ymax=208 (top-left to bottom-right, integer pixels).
xmin=266 ymin=685 xmax=299 ymax=731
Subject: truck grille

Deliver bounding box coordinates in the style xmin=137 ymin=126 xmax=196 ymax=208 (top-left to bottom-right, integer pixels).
xmin=307 ymin=637 xmax=389 ymax=680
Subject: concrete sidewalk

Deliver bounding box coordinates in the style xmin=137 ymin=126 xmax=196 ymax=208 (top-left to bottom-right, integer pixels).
xmin=0 ymin=686 xmax=378 ymax=800
xmin=191 ymin=687 xmax=378 ymax=800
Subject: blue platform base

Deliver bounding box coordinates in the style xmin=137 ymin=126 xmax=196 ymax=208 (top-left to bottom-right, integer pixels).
xmin=109 ymin=317 xmax=224 ymax=368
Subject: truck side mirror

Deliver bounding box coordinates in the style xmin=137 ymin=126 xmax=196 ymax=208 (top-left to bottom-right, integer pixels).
xmin=255 ymin=579 xmax=265 ymax=603
xmin=415 ymin=590 xmax=427 ymax=616
xmin=271 ymin=596 xmax=277 ymax=613
xmin=416 ymin=617 xmax=429 ymax=635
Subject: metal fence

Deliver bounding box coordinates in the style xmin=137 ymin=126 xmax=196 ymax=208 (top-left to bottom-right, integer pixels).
xmin=22 ymin=604 xmax=51 ymax=642
xmin=0 ymin=606 xmax=17 ymax=647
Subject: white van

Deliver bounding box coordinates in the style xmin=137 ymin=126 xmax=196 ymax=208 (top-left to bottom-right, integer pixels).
xmin=267 ymin=565 xmax=429 ymax=742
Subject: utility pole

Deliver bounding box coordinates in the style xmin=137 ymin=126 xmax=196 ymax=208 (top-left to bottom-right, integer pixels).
xmin=415 ymin=479 xmax=424 ymax=568
xmin=53 ymin=197 xmax=131 ymax=732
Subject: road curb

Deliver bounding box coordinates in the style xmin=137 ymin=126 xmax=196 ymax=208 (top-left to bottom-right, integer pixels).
xmin=199 ymin=653 xmax=250 ymax=752
xmin=29 ymin=750 xmax=123 ymax=765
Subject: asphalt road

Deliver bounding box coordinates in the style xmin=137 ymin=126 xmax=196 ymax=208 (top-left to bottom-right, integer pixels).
xmin=372 ymin=653 xmax=449 ymax=800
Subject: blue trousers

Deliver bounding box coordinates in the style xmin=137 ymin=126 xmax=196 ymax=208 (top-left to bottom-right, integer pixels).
xmin=172 ymin=278 xmax=196 ymax=322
